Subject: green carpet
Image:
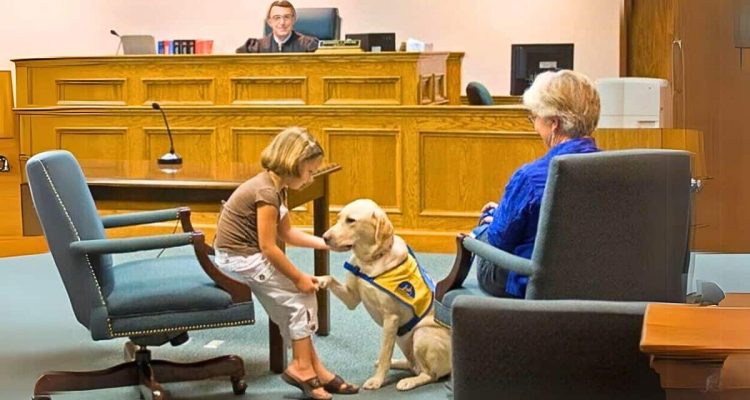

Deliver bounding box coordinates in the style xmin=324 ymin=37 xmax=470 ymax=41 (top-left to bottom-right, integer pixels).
xmin=0 ymin=247 xmax=455 ymax=399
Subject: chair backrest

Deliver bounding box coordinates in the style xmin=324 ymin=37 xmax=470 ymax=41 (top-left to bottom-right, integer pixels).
xmin=527 ymin=149 xmax=690 ymax=302
xmin=466 ymin=81 xmax=494 ymax=105
xmin=26 ymin=150 xmax=113 ymax=330
xmin=264 ymin=7 xmax=341 ymax=40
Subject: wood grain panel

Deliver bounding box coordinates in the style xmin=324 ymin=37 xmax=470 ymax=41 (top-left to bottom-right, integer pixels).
xmin=231 ymin=127 xmax=279 ymax=165
xmin=419 ymin=75 xmax=434 ymax=105
xmin=420 ymin=131 xmax=544 ymax=217
xmin=56 ymin=78 xmax=126 ymax=105
xmin=231 ymin=77 xmax=307 ymax=105
xmin=144 ymin=127 xmax=214 ymax=170
xmin=57 ymin=127 xmax=127 ymax=160
xmin=627 ymin=0 xmax=675 ymax=78
xmin=0 ymin=137 xmax=22 ymax=237
xmin=434 ymin=74 xmax=447 ymax=104
xmin=322 ymin=77 xmax=401 ymax=105
xmin=142 ymin=78 xmax=214 ymax=105
xmin=0 ymin=71 xmax=13 ymax=138
xmin=325 ymin=128 xmax=400 ymax=211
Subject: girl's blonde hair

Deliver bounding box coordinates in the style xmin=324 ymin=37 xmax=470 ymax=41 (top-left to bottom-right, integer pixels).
xmin=261 ymin=127 xmax=323 ymax=177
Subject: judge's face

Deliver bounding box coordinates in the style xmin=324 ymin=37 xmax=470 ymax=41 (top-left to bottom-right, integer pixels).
xmin=267 ymin=6 xmax=295 ymax=39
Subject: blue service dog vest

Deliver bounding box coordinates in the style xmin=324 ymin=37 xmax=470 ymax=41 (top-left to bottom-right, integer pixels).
xmin=343 ymin=249 xmax=435 ymax=336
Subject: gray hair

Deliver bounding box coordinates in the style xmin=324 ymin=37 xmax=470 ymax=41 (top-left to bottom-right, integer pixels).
xmin=522 ymin=70 xmax=600 ymax=138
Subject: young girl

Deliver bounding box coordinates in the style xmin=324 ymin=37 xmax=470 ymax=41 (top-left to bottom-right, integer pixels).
xmin=214 ymin=127 xmax=358 ymax=400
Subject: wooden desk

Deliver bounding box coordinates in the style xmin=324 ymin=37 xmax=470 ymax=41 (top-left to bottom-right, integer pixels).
xmin=13 ymin=52 xmax=463 ymax=106
xmin=23 ymin=159 xmax=340 ymax=373
xmin=641 ymin=298 xmax=750 ymax=399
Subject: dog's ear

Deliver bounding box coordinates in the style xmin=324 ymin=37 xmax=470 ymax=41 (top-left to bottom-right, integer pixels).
xmin=373 ymin=210 xmax=394 ymax=246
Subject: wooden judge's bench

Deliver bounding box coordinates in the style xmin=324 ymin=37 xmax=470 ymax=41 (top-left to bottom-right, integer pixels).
xmin=11 ymin=53 xmax=707 ymax=252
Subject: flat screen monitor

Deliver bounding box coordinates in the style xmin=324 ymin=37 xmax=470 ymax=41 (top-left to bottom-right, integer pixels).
xmin=510 ymin=43 xmax=574 ymax=95
xmin=345 ymin=33 xmax=396 ymax=52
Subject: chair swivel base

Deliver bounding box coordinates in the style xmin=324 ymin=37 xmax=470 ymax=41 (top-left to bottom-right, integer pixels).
xmin=32 ymin=348 xmax=247 ymax=400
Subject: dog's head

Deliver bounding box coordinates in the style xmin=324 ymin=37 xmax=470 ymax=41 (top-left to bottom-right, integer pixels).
xmin=323 ymin=199 xmax=394 ymax=258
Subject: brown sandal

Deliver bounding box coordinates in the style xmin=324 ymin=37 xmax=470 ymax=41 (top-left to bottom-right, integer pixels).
xmin=281 ymin=371 xmax=331 ymax=400
xmin=323 ymin=374 xmax=360 ymax=394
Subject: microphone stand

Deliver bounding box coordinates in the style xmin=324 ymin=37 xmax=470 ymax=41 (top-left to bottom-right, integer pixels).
xmin=110 ymin=29 xmax=122 ymax=55
xmin=151 ymin=103 xmax=182 ymax=166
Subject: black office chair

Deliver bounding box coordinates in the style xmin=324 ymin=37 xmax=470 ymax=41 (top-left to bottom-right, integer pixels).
xmin=264 ymin=7 xmax=341 ymax=40
xmin=466 ymin=81 xmax=494 ymax=105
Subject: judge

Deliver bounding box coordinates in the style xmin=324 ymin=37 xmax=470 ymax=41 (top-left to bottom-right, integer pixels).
xmin=236 ymin=0 xmax=319 ymax=53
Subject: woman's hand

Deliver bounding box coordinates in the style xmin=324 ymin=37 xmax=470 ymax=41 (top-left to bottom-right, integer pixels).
xmin=481 ymin=201 xmax=498 ymax=213
xmin=294 ymin=273 xmax=320 ymax=294
xmin=481 ymin=201 xmax=497 ymax=224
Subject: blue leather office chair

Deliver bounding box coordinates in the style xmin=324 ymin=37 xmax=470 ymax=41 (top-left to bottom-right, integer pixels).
xmin=466 ymin=81 xmax=494 ymax=105
xmin=26 ymin=150 xmax=255 ymax=400
xmin=435 ymin=149 xmax=692 ymax=399
xmin=264 ymin=7 xmax=341 ymax=40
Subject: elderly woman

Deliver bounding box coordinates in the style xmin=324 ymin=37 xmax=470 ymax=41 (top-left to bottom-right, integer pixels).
xmin=475 ymin=69 xmax=601 ymax=298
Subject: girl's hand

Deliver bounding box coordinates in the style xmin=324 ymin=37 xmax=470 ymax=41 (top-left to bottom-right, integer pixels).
xmin=294 ymin=274 xmax=320 ymax=294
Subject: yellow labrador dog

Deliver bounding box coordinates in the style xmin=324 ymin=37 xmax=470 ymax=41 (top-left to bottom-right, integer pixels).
xmin=319 ymin=199 xmax=451 ymax=391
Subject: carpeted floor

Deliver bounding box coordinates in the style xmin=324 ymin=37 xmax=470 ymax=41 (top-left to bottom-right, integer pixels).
xmin=1 ymin=247 xmax=748 ymax=399
xmin=0 ymin=247 xmax=455 ymax=399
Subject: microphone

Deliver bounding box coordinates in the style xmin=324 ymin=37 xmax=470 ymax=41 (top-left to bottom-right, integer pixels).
xmin=151 ymin=103 xmax=182 ymax=165
xmin=111 ymin=30 xmax=123 ymax=55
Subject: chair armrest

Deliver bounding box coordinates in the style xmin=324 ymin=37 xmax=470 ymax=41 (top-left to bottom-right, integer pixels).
xmin=191 ymin=233 xmax=252 ymax=303
xmin=101 ymin=207 xmax=193 ymax=231
xmin=435 ymin=234 xmax=474 ymax=301
xmin=435 ymin=233 xmax=534 ymax=301
xmin=463 ymin=235 xmax=534 ymax=276
xmin=69 ymin=233 xmax=195 ymax=254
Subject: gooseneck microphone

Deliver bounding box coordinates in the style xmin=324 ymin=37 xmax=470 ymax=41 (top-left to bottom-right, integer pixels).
xmin=111 ymin=30 xmax=122 ymax=55
xmin=151 ymin=102 xmax=182 ymax=165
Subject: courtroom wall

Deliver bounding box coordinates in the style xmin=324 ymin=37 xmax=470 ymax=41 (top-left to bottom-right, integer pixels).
xmin=0 ymin=0 xmax=620 ymax=95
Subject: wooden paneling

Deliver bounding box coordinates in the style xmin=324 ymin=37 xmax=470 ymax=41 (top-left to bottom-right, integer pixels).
xmin=322 ymin=77 xmax=401 ymax=105
xmin=419 ymin=131 xmax=543 ymax=217
xmin=231 ymin=77 xmax=307 ymax=105
xmin=627 ymin=0 xmax=675 ymax=79
xmin=230 ymin=127 xmax=279 ymax=164
xmin=626 ymin=0 xmax=732 ymax=251
xmin=13 ymin=53 xmax=462 ymax=107
xmin=0 ymin=71 xmax=12 ymax=138
xmin=13 ymin=105 xmax=700 ymax=253
xmin=142 ymin=78 xmax=214 ymax=105
xmin=57 ymin=127 xmax=127 ymax=160
xmin=325 ymin=128 xmax=401 ymax=212
xmin=144 ymin=127 xmax=215 ymax=168
xmin=56 ymin=78 xmax=126 ymax=105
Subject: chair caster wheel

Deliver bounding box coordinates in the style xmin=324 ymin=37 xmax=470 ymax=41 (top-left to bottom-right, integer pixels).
xmin=232 ymin=378 xmax=247 ymax=395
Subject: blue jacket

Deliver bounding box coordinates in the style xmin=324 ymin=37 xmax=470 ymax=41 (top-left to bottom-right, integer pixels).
xmin=486 ymin=137 xmax=600 ymax=297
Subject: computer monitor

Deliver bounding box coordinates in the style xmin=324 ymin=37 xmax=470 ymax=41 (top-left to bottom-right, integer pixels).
xmin=345 ymin=33 xmax=396 ymax=52
xmin=121 ymin=35 xmax=156 ymax=55
xmin=510 ymin=43 xmax=574 ymax=95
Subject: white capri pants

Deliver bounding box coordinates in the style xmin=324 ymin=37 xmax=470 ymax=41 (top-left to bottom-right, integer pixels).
xmin=215 ymin=249 xmax=318 ymax=347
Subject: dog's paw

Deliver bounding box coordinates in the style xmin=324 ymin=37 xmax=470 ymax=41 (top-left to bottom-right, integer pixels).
xmin=362 ymin=376 xmax=384 ymax=390
xmin=396 ymin=377 xmax=423 ymax=391
xmin=316 ymin=275 xmax=333 ymax=289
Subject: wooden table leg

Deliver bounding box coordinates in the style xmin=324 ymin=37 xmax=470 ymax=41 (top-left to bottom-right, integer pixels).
xmin=269 ymin=320 xmax=286 ymax=373
xmin=314 ymin=175 xmax=330 ymax=336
